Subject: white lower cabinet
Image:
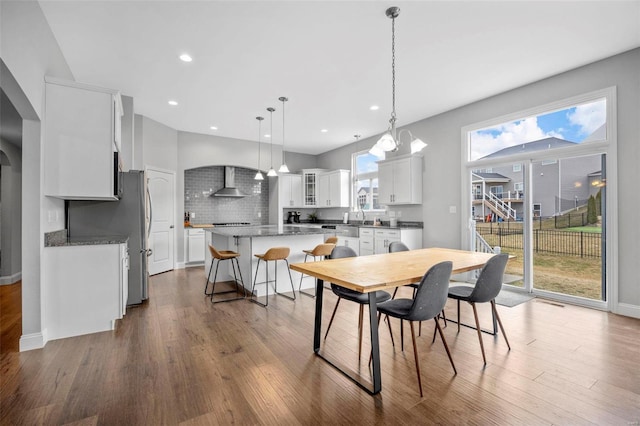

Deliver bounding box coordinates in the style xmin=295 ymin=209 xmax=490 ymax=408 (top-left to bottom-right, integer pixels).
xmin=187 ymin=228 xmax=205 ymax=263
xmin=44 ymin=242 xmax=127 ymax=341
xmin=374 ymin=229 xmax=401 ymax=254
xmin=359 ymin=228 xmax=374 ymax=256
xmin=340 ymin=236 xmax=360 ymax=256
xmin=359 ymin=227 xmax=423 ymax=256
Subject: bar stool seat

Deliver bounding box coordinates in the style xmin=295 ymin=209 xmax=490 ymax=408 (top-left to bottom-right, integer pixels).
xmin=250 ymin=247 xmax=296 ymax=307
xmin=298 ymin=243 xmax=336 ymax=297
xmin=205 ymin=245 xmax=246 ymax=303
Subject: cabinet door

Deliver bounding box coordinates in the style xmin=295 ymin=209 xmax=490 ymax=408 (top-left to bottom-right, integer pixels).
xmin=188 ymin=230 xmax=205 ymax=262
xmin=290 ymin=174 xmax=303 ymax=207
xmin=342 ymin=237 xmax=360 ymax=256
xmin=318 ymin=173 xmax=331 ymax=207
xmin=44 ymin=80 xmax=121 ymax=200
xmin=303 ymin=172 xmax=318 ymax=207
xmin=328 ymin=170 xmax=350 ymax=208
xmin=377 ymin=162 xmax=394 ymax=205
xmin=391 ymin=158 xmax=413 ymax=203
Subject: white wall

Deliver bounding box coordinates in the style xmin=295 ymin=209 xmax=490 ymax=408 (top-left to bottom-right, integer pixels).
xmin=1 ymin=0 xmax=74 ymax=349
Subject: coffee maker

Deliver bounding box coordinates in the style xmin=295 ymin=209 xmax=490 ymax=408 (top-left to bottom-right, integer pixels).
xmin=287 ymin=211 xmax=301 ymax=223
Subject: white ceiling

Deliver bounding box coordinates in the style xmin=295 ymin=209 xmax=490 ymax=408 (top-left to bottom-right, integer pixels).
xmin=37 ymin=1 xmax=640 ymax=155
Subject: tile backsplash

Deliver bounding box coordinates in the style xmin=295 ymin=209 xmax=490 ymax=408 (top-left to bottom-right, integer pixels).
xmin=184 ymin=166 xmax=269 ymax=225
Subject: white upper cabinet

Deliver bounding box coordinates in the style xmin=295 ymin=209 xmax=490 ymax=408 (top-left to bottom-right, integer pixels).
xmin=318 ymin=170 xmax=350 ymax=208
xmin=44 ymin=77 xmax=123 ymax=200
xmin=279 ymin=174 xmax=303 ymax=208
xmin=377 ymin=155 xmax=422 ymax=205
xmin=301 ymin=169 xmax=326 ymax=208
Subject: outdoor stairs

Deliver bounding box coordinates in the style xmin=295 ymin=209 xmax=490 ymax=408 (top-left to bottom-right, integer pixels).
xmin=482 ymin=192 xmax=517 ymax=220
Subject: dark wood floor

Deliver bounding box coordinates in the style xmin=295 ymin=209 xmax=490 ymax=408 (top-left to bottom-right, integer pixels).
xmin=0 ymin=281 xmax=21 ymax=354
xmin=1 ymin=268 xmax=639 ymax=425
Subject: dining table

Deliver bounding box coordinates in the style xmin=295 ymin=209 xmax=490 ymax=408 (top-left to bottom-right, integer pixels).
xmin=289 ymin=247 xmax=498 ymax=395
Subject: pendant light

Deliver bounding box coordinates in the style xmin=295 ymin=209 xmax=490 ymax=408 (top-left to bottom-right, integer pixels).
xmin=266 ymin=107 xmax=277 ymax=177
xmin=254 ymin=116 xmax=264 ymax=180
xmin=370 ymin=6 xmax=426 ymax=156
xmin=278 ymin=96 xmax=290 ymax=173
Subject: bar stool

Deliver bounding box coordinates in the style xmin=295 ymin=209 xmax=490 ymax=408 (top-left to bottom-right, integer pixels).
xmin=205 ymin=245 xmax=246 ymax=303
xmin=324 ymin=236 xmax=338 ymax=244
xmin=298 ymin=243 xmax=336 ymax=297
xmin=250 ymin=247 xmax=296 ymax=307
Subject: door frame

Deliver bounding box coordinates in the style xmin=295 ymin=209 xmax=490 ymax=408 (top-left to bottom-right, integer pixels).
xmin=145 ymin=165 xmax=176 ymax=275
xmin=460 ymin=87 xmax=618 ymax=313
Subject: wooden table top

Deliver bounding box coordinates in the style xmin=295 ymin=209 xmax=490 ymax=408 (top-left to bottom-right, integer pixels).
xmin=289 ymin=247 xmax=497 ymax=294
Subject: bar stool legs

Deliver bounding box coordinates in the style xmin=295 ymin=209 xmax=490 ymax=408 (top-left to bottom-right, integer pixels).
xmin=250 ymin=247 xmax=296 ymax=307
xmin=205 ymin=245 xmax=247 ymax=303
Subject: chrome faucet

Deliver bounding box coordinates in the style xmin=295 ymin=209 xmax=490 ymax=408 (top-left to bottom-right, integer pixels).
xmin=360 ymin=209 xmax=366 ymax=225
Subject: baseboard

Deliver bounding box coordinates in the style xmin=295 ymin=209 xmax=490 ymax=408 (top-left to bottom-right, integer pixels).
xmin=0 ymin=271 xmax=22 ymax=285
xmin=20 ymin=330 xmax=47 ymax=351
xmin=175 ymin=262 xmax=186 ymax=269
xmin=615 ymin=302 xmax=640 ymax=319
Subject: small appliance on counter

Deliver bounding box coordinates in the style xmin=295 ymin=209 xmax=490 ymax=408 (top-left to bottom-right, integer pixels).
xmin=343 ymin=212 xmax=349 ymax=224
xmin=287 ymin=211 xmax=301 ymax=223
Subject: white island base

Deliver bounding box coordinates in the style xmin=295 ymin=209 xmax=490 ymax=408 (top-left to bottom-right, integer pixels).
xmin=205 ymin=226 xmax=335 ymax=298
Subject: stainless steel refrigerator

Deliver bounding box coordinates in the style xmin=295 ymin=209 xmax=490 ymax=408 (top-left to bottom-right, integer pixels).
xmin=67 ymin=170 xmax=150 ymax=305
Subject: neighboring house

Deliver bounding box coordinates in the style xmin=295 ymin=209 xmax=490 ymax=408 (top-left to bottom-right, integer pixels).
xmin=357 ymin=186 xmax=378 ymax=210
xmin=472 ymin=137 xmax=602 ymax=220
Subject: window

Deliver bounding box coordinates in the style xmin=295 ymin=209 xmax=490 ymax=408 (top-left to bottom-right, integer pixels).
xmin=513 ymin=164 xmax=522 ymax=172
xmin=490 ymin=185 xmax=503 ymax=198
xmin=468 ymin=98 xmax=607 ymax=162
xmin=514 ymin=182 xmax=524 ymax=198
xmin=352 ymin=150 xmax=383 ymax=211
xmin=533 ymin=203 xmax=542 ymax=217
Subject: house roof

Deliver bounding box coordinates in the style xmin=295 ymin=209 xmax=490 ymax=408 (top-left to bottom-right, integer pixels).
xmin=472 ymin=172 xmax=510 ymax=183
xmin=480 ymin=137 xmax=578 ymax=160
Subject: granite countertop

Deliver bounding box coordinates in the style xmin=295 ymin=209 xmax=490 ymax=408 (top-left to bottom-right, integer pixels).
xmin=45 ymin=229 xmax=128 ymax=247
xmin=206 ymin=225 xmax=337 ymax=238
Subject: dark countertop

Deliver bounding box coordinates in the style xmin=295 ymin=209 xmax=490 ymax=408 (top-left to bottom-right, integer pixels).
xmin=45 ymin=229 xmax=128 ymax=247
xmin=206 ymin=225 xmax=337 ymax=238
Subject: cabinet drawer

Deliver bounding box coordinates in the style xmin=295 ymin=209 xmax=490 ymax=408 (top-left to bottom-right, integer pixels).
xmin=188 ymin=228 xmax=205 ymax=236
xmin=374 ymin=229 xmax=400 ymax=239
xmin=359 ymin=228 xmax=374 ymax=237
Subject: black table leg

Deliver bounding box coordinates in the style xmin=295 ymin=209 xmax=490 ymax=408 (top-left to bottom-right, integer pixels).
xmin=368 ymin=292 xmax=382 ymax=394
xmin=314 ymin=278 xmax=324 ymax=353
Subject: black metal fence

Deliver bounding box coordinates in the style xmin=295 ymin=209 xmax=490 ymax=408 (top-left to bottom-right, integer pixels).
xmin=477 ymin=227 xmax=601 ymax=258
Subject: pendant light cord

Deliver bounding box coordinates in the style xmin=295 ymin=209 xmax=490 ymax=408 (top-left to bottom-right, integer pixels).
xmin=391 ymin=15 xmax=396 ymax=125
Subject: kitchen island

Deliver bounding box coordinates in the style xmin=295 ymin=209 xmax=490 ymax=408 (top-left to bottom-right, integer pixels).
xmin=205 ymin=225 xmax=338 ymax=297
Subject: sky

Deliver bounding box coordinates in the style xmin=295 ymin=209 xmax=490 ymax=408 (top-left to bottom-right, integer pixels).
xmin=470 ymin=99 xmax=606 ymax=161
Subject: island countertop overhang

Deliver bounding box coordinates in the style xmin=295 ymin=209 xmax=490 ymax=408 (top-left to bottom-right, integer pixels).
xmin=205 ymin=225 xmax=338 ymax=238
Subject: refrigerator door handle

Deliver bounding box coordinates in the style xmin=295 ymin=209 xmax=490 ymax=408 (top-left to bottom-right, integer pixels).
xmin=147 ymin=248 xmax=153 ymax=257
xmin=146 ymin=184 xmax=153 ymax=237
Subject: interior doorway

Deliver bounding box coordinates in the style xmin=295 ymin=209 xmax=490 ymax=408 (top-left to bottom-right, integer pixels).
xmin=147 ymin=167 xmax=175 ymax=275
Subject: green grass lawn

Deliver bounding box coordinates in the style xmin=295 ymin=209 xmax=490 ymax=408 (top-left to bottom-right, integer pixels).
xmin=565 ymin=226 xmax=602 ymax=233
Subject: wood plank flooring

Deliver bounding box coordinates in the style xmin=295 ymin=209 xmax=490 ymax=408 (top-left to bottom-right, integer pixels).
xmin=0 ymin=281 xmax=21 ymax=354
xmin=1 ymin=268 xmax=639 ymax=425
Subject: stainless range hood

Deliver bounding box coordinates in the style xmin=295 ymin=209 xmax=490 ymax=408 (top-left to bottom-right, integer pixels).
xmin=212 ymin=167 xmax=248 ymax=197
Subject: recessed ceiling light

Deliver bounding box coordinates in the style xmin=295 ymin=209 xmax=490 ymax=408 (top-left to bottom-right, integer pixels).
xmin=179 ymin=54 xmax=192 ymax=62
xmin=168 ymin=100 xmax=178 ymax=106
xmin=210 ymin=126 xmax=218 ymax=130
xmin=321 ymin=129 xmax=328 ymax=133
xmin=370 ymin=105 xmax=379 ymax=110
xmin=265 ymin=134 xmax=271 ymax=138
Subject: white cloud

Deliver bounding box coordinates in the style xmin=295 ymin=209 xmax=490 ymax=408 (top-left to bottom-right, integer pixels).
xmin=567 ymin=99 xmax=606 ymax=136
xmin=470 ymin=117 xmax=562 ymax=161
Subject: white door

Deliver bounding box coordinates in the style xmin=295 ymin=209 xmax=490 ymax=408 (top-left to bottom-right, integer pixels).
xmin=147 ymin=168 xmax=175 ymax=275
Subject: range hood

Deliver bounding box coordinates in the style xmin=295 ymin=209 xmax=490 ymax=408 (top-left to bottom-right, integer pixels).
xmin=212 ymin=167 xmax=248 ymax=198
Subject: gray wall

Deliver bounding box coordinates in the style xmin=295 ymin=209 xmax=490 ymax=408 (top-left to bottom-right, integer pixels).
xmin=184 ymin=166 xmax=269 ymax=225
xmin=319 ymin=48 xmax=640 ymax=311
xmin=175 ymin=130 xmax=316 ymax=263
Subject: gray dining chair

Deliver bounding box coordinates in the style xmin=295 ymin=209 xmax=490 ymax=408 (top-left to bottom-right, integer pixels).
xmin=324 ymin=245 xmax=392 ymax=360
xmin=376 ymin=260 xmax=456 ymax=397
xmin=388 ymin=241 xmax=446 ymax=344
xmin=447 ymin=253 xmax=511 ymax=364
